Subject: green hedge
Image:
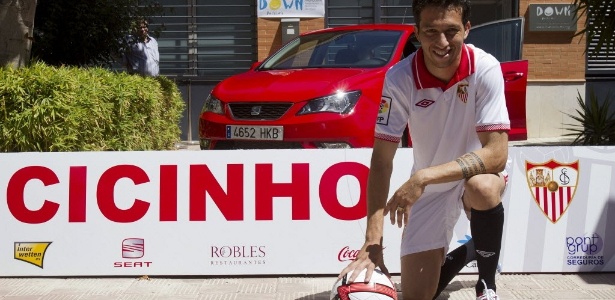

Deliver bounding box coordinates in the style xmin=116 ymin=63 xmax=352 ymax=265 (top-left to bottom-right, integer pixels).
xmin=0 ymin=62 xmax=185 ymax=151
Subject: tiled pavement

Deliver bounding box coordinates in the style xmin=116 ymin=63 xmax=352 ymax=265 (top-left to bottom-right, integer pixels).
xmin=1 ymin=273 xmax=615 ymax=299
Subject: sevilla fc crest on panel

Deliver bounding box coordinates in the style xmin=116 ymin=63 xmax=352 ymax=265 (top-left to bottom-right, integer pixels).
xmin=525 ymin=160 xmax=579 ymax=223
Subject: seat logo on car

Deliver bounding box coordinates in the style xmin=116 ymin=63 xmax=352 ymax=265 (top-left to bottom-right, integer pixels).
xmin=251 ymin=106 xmax=262 ymax=116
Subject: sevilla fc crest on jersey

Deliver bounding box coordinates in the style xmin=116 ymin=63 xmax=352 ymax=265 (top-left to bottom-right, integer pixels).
xmin=525 ymin=159 xmax=579 ymax=223
xmin=457 ymin=82 xmax=469 ymax=103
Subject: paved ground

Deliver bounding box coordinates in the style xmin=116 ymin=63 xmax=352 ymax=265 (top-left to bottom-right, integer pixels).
xmin=1 ymin=273 xmax=615 ymax=299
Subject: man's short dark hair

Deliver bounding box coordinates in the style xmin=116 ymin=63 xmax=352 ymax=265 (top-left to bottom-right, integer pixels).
xmin=134 ymin=18 xmax=149 ymax=29
xmin=412 ymin=0 xmax=471 ymax=28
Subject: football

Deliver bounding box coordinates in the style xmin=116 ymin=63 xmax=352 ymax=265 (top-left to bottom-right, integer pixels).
xmin=330 ymin=268 xmax=398 ymax=300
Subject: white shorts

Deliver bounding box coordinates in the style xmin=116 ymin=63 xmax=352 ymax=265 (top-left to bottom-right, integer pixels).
xmin=400 ymin=181 xmax=464 ymax=257
xmin=399 ymin=167 xmax=510 ymax=258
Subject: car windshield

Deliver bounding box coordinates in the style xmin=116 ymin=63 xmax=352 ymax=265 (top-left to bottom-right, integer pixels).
xmin=259 ymin=30 xmax=403 ymax=70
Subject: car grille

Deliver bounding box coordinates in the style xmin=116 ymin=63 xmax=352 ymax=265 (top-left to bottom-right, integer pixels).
xmin=213 ymin=141 xmax=303 ymax=150
xmin=228 ymin=103 xmax=293 ymax=120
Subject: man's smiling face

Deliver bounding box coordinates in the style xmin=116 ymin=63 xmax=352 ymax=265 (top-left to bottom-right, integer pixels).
xmin=415 ymin=5 xmax=470 ymax=81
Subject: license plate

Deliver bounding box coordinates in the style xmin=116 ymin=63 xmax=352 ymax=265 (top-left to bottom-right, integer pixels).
xmin=226 ymin=125 xmax=283 ymax=140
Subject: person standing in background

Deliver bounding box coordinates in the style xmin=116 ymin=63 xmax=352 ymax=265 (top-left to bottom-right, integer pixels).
xmin=124 ymin=19 xmax=159 ymax=76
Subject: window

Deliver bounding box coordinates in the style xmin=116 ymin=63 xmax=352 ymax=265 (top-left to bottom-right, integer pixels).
xmin=326 ymin=0 xmax=376 ymax=27
xmin=259 ymin=29 xmax=402 ymax=69
xmin=326 ymin=0 xmax=515 ymax=27
xmin=150 ymin=0 xmax=257 ymax=80
xmin=380 ymin=0 xmax=415 ymax=24
xmin=586 ymin=2 xmax=615 ymax=76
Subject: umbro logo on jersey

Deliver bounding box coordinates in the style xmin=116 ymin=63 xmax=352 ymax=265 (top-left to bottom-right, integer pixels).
xmin=476 ymin=250 xmax=496 ymax=258
xmin=416 ymin=99 xmax=435 ymax=108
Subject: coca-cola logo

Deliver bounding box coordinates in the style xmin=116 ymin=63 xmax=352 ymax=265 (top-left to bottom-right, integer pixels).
xmin=337 ymin=246 xmax=359 ymax=262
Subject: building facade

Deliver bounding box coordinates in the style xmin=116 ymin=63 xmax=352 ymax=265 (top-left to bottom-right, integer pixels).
xmin=150 ymin=0 xmax=613 ymax=142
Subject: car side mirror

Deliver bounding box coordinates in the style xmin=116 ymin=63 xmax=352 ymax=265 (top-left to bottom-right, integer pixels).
xmin=251 ymin=61 xmax=261 ymax=70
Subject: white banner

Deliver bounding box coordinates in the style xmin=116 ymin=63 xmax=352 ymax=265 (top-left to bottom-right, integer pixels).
xmin=257 ymin=0 xmax=324 ymax=18
xmin=1 ymin=147 xmax=614 ymax=276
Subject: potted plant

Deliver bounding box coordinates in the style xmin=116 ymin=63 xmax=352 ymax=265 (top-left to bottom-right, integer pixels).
xmin=563 ymin=89 xmax=615 ymax=146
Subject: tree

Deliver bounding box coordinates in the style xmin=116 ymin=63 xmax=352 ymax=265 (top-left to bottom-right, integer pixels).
xmin=0 ymin=0 xmax=38 ymax=68
xmin=31 ymin=0 xmax=162 ymax=67
xmin=573 ymin=0 xmax=614 ymax=56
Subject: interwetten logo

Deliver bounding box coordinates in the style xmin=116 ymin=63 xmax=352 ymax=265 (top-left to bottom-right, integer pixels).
xmin=14 ymin=242 xmax=52 ymax=268
xmin=525 ymin=159 xmax=579 ymax=223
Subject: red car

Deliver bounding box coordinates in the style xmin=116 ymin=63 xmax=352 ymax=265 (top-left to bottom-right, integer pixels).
xmin=199 ymin=19 xmax=528 ymax=150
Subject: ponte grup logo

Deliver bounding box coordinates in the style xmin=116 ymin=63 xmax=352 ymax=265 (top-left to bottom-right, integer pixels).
xmin=525 ymin=159 xmax=579 ymax=223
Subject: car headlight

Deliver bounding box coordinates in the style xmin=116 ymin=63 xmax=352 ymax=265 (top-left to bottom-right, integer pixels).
xmin=202 ymin=94 xmax=224 ymax=115
xmin=297 ymin=90 xmax=361 ymax=115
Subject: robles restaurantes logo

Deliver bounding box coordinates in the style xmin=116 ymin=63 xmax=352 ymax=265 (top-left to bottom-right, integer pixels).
xmin=210 ymin=245 xmax=266 ymax=266
xmin=14 ymin=242 xmax=52 ymax=268
xmin=525 ymin=159 xmax=579 ymax=223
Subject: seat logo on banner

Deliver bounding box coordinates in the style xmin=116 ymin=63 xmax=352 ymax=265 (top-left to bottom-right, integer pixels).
xmin=525 ymin=159 xmax=579 ymax=223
